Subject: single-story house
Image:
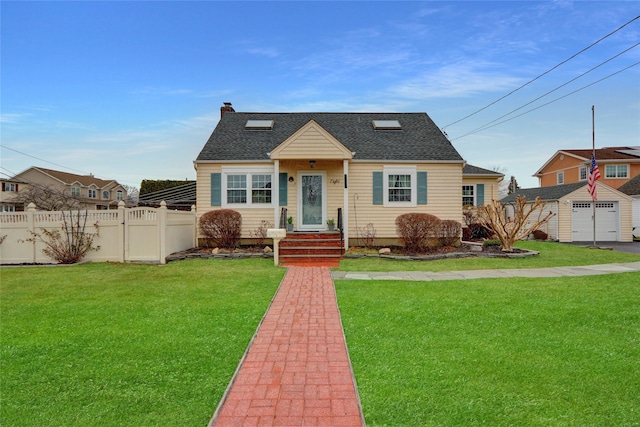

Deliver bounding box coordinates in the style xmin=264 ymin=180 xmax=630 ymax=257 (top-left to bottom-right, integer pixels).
xmin=617 ymin=174 xmax=640 ymax=238
xmin=194 ymin=103 xmax=503 ymax=248
xmin=501 ymin=182 xmax=632 ymax=242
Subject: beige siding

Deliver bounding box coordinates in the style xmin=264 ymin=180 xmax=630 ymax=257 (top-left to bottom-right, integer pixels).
xmin=270 ymin=121 xmax=352 ymax=160
xmin=348 ymin=162 xmax=463 ymax=242
xmin=557 ymin=185 xmax=632 ymax=242
xmin=462 ymin=177 xmax=501 ymax=203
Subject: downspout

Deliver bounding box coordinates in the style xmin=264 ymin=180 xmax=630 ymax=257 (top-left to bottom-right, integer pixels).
xmin=343 ymin=159 xmax=349 ymax=250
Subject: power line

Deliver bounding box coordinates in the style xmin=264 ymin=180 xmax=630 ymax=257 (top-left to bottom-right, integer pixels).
xmin=443 ymin=14 xmax=640 ymax=129
xmin=452 ymin=43 xmax=639 ymax=139
xmin=451 ymin=61 xmax=640 ymax=141
xmin=1 ymin=144 xmax=88 ymax=175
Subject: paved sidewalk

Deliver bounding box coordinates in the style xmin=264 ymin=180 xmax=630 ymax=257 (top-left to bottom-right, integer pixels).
xmin=210 ymin=266 xmax=364 ymax=427
xmin=331 ymin=261 xmax=640 ymax=281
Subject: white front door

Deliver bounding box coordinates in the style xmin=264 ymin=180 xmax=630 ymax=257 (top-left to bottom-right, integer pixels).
xmin=298 ymin=172 xmax=326 ymax=231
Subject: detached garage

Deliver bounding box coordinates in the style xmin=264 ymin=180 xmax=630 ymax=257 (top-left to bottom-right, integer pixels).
xmin=502 ymin=182 xmax=632 ymax=243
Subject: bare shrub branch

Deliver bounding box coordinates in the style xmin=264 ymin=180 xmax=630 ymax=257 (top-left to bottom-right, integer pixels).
xmin=199 ymin=209 xmax=242 ymax=249
xmin=396 ymin=213 xmax=442 ymax=253
xmin=477 ymin=196 xmax=555 ymax=252
xmin=26 ymin=210 xmax=100 ymax=264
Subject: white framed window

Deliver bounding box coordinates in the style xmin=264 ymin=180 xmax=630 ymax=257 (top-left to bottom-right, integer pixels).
xmin=383 ymin=166 xmax=416 ymax=207
xmin=579 ymin=166 xmax=587 ymax=181
xmin=71 ymin=187 xmax=80 ymax=197
xmin=102 ymin=190 xmax=110 ymax=199
xmin=462 ymin=185 xmax=475 ymax=206
xmin=557 ymin=171 xmax=564 ymax=184
xmin=1 ymin=205 xmax=15 ymax=212
xmin=2 ymin=183 xmax=17 ymax=192
xmin=605 ymin=164 xmax=628 ymax=178
xmin=88 ymin=189 xmax=97 ymax=198
xmin=116 ymin=190 xmax=124 ymax=201
xmin=222 ymin=167 xmax=274 ymax=207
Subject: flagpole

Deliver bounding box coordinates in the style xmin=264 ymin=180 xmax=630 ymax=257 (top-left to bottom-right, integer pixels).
xmin=592 ymin=105 xmax=596 ymax=248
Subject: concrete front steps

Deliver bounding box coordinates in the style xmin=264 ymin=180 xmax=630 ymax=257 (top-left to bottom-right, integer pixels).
xmin=279 ymin=232 xmax=343 ymax=267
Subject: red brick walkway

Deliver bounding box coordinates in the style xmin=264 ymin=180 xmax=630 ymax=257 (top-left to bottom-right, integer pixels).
xmin=209 ymin=266 xmax=365 ymax=427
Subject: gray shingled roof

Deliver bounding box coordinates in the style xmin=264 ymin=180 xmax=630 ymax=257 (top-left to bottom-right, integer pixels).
xmin=501 ymin=182 xmax=586 ymax=203
xmin=196 ymin=112 xmax=463 ymax=162
xmin=463 ymin=164 xmax=504 ymax=176
xmin=618 ymin=174 xmax=640 ymax=196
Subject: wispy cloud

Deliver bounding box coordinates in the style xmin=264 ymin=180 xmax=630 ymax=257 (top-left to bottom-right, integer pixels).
xmin=0 ymin=113 xmax=29 ymax=124
xmin=131 ymin=87 xmax=195 ymax=96
xmin=390 ymin=62 xmax=524 ymax=99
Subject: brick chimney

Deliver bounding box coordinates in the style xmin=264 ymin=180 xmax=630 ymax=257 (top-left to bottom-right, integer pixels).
xmin=220 ymin=102 xmax=235 ymax=118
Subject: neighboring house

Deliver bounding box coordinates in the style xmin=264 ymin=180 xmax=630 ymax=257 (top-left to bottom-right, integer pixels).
xmin=194 ymin=103 xmax=503 ymax=247
xmin=138 ymin=181 xmax=196 ymax=210
xmin=0 ymin=178 xmax=29 ymax=212
xmin=501 ymin=182 xmax=632 ymax=242
xmin=617 ymin=174 xmax=640 ymax=238
xmin=3 ymin=167 xmax=127 ymax=210
xmin=534 ymin=146 xmax=640 ymax=188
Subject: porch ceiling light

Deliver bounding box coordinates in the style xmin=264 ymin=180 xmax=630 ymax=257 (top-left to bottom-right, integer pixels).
xmin=309 ymin=160 xmax=316 ymax=168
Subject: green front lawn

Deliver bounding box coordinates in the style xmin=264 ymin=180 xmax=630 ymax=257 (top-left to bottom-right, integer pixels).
xmin=336 ymin=273 xmax=640 ymax=426
xmin=2 ymin=246 xmax=639 ymax=426
xmin=1 ymin=259 xmax=284 ymax=427
xmin=339 ymin=241 xmax=640 ymax=272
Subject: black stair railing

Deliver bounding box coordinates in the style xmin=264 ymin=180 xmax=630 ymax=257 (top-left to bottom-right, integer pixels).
xmin=337 ymin=208 xmax=344 ymax=256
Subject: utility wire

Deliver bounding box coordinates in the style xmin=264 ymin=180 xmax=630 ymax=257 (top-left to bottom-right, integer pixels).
xmin=451 ymin=61 xmax=640 ymax=141
xmin=443 ymin=15 xmax=640 ymax=129
xmin=453 ymin=43 xmax=639 ymax=139
xmin=1 ymin=144 xmax=88 ymax=175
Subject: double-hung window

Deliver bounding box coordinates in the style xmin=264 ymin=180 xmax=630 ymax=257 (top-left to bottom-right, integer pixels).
xmin=605 ymin=164 xmax=628 ymax=178
xmin=383 ymin=167 xmax=416 ymax=207
xmin=116 ymin=190 xmax=124 ymax=201
xmin=71 ymin=187 xmax=80 ymax=197
xmin=223 ymin=168 xmax=273 ymax=207
xmin=88 ymin=189 xmax=97 ymax=198
xmin=462 ymin=185 xmax=475 ymax=206
xmin=579 ymin=166 xmax=587 ymax=181
xmin=557 ymin=171 xmax=564 ymax=184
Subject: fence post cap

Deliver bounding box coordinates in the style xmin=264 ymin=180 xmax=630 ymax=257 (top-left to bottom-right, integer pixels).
xmin=118 ymin=201 xmax=126 ymax=207
xmin=27 ymin=202 xmax=37 ymax=211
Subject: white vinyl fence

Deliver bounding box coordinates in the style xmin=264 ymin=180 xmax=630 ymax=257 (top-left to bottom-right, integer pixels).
xmin=0 ymin=201 xmax=196 ymax=265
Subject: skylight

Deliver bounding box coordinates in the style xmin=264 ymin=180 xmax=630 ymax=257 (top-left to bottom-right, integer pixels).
xmin=372 ymin=120 xmax=401 ymax=130
xmin=245 ymin=120 xmax=274 ymax=130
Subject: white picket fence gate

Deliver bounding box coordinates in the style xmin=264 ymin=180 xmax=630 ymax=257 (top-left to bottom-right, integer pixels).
xmin=0 ymin=201 xmax=196 ymax=265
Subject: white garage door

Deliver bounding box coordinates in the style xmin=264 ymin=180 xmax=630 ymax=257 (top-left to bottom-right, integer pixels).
xmin=572 ymin=201 xmax=619 ymax=241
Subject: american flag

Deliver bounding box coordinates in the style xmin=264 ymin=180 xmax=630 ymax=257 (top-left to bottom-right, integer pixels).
xmin=587 ymin=154 xmax=601 ymax=201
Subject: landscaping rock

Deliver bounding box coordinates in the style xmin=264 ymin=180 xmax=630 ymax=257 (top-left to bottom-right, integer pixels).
xmin=379 ymin=248 xmax=391 ymax=255
xmin=264 ymin=246 xmax=273 ymax=253
xmin=212 ymin=248 xmax=219 ymax=254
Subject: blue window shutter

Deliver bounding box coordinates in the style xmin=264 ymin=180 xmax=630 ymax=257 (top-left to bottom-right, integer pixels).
xmin=211 ymin=173 xmax=221 ymax=206
xmin=417 ymin=172 xmax=428 ymax=205
xmin=279 ymin=172 xmax=288 ymax=206
xmin=476 ymin=184 xmax=485 ymax=205
xmin=373 ymin=171 xmax=383 ymax=205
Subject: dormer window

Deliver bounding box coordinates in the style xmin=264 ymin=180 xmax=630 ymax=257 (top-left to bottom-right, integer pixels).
xmin=245 ymin=120 xmax=274 ymax=130
xmin=372 ymin=120 xmax=401 ymax=130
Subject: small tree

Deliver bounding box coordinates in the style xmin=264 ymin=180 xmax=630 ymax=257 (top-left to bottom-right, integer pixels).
xmin=476 ymin=196 xmax=555 ymax=252
xmin=199 ymin=209 xmax=242 ymax=249
xmin=27 ymin=210 xmax=100 ymax=264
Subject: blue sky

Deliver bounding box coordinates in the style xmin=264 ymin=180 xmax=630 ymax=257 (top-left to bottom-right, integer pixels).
xmin=2 ymin=1 xmax=639 ymax=190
